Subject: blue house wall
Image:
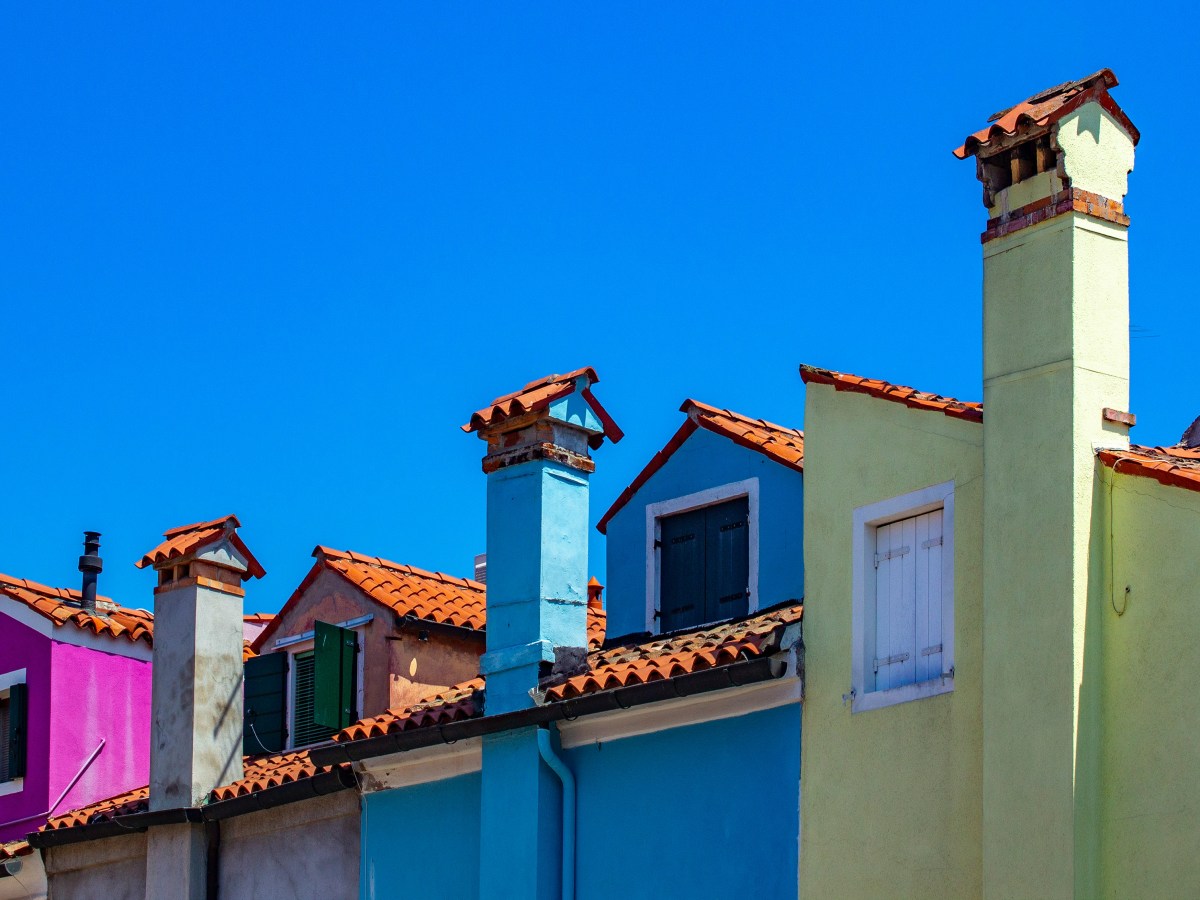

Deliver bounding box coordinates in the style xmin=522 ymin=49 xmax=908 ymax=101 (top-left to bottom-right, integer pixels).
xmin=359 ymin=703 xmax=800 ymax=900
xmin=604 ymin=428 xmax=805 ymax=639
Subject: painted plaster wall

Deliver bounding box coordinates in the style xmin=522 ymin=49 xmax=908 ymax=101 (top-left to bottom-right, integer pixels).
xmin=1097 ymin=471 xmax=1200 ymax=897
xmin=47 ymin=642 xmax=151 ymax=827
xmin=361 ymin=773 xmax=481 ymax=900
xmin=220 ymin=790 xmax=359 ymax=899
xmin=387 ymin=631 xmax=481 ymax=710
xmin=42 ymin=832 xmax=147 ymax=900
xmin=569 ymin=704 xmax=800 ymax=899
xmin=604 ymin=428 xmax=805 ymax=639
xmin=800 ymin=385 xmax=984 ymax=898
xmin=0 ymin=612 xmax=51 ymax=843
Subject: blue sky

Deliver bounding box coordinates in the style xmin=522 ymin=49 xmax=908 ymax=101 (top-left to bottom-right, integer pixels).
xmin=3 ymin=2 xmax=1196 ymax=612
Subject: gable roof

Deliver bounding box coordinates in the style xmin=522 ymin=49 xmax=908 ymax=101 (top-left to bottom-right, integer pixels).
xmin=0 ymin=573 xmax=154 ymax=646
xmin=1098 ymin=444 xmax=1200 ymax=495
xmin=462 ymin=366 xmax=624 ymax=445
xmin=136 ymin=514 xmax=266 ymax=579
xmin=953 ymin=68 xmax=1139 ymax=160
xmin=800 ymin=365 xmax=983 ymax=423
xmin=597 ymin=399 xmax=804 ymax=534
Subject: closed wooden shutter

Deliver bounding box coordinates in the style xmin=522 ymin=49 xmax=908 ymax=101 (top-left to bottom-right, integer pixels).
xmin=872 ymin=509 xmax=943 ymax=692
xmin=6 ymin=683 xmax=27 ymax=780
xmin=705 ymin=496 xmax=750 ymax=622
xmin=290 ymin=652 xmax=327 ymax=747
xmin=314 ymin=621 xmax=358 ymax=731
xmin=0 ymin=696 xmax=10 ymax=783
xmin=243 ymin=652 xmax=288 ymax=755
xmin=659 ymin=507 xmax=707 ymax=632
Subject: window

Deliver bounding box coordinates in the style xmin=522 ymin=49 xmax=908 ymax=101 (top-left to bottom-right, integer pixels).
xmin=646 ymin=479 xmax=759 ymax=633
xmin=0 ymin=672 xmax=27 ymax=792
xmin=851 ymin=482 xmax=955 ymax=713
xmin=243 ymin=620 xmax=361 ymax=754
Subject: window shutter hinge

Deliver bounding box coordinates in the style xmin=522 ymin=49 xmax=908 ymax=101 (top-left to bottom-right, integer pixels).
xmin=921 ymin=536 xmax=944 ymax=549
xmin=873 ymin=652 xmax=910 ymax=673
xmin=874 ymin=546 xmax=910 ymax=567
xmin=653 ymin=539 xmax=663 ymax=549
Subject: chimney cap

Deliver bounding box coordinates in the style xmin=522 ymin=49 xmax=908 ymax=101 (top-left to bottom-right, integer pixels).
xmin=462 ymin=366 xmax=623 ymax=447
xmin=954 ymin=68 xmax=1139 ymax=160
xmin=136 ymin=514 xmax=265 ymax=580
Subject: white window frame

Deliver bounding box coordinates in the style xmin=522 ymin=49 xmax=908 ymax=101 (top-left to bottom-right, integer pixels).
xmin=282 ymin=620 xmax=368 ymax=750
xmin=851 ymin=481 xmax=955 ymax=714
xmin=0 ymin=668 xmax=27 ymax=796
xmin=644 ymin=477 xmax=760 ymax=633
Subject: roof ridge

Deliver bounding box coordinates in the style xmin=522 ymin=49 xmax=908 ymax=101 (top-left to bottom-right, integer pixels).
xmin=320 ymin=546 xmax=486 ymax=592
xmin=162 ymin=514 xmax=240 ymax=538
xmin=684 ymin=398 xmax=803 ymax=438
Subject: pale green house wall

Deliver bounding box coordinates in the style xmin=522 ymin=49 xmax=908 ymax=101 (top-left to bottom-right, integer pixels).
xmin=1098 ymin=467 xmax=1200 ymax=897
xmin=799 ymin=382 xmax=983 ymax=899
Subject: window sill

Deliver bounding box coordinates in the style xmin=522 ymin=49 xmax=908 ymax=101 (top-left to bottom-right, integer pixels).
xmin=852 ymin=676 xmax=954 ymax=714
xmin=0 ymin=777 xmax=25 ymax=798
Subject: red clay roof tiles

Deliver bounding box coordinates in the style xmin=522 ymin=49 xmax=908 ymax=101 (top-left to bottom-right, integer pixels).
xmin=336 ymin=678 xmax=484 ymax=743
xmin=1098 ymin=444 xmax=1200 ymax=494
xmin=0 ymin=574 xmax=154 ymax=646
xmin=43 ymin=785 xmax=150 ymax=831
xmin=462 ymin=367 xmax=623 ymax=444
xmin=800 ymin=365 xmax=983 ymax=423
xmin=136 ymin=515 xmax=265 ymax=579
xmin=954 ymin=69 xmax=1139 ymax=160
xmin=0 ymin=839 xmax=31 ymax=861
xmin=597 ymin=399 xmax=804 ymax=534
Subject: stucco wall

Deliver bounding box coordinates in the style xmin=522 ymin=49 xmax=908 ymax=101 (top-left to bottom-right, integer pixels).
xmin=0 ymin=611 xmax=51 ymax=843
xmin=361 ymin=773 xmax=481 ymax=900
xmin=1097 ymin=469 xmax=1200 ymax=897
xmin=48 ymin=642 xmax=151 ymax=828
xmin=800 ymin=384 xmax=984 ymax=898
xmin=569 ymin=703 xmax=801 ymax=899
xmin=604 ymin=428 xmax=805 ymax=639
xmin=220 ymin=790 xmax=359 ymax=899
xmin=43 ymin=832 xmax=147 ymax=900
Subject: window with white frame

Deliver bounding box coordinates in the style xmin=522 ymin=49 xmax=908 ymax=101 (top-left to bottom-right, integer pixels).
xmin=851 ymin=481 xmax=954 ymax=713
xmin=645 ymin=478 xmax=760 ymax=633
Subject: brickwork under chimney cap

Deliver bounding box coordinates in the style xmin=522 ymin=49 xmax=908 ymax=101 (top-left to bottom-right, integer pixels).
xmin=954 ymin=68 xmax=1140 ymax=161
xmin=462 ymin=366 xmax=623 ymax=446
xmin=136 ymin=514 xmax=265 ymax=580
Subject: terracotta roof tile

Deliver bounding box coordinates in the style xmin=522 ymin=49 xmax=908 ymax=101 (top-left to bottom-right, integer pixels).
xmin=598 ymin=399 xmax=803 ymax=534
xmin=800 ymin=365 xmax=983 ymax=423
xmin=43 ymin=785 xmax=150 ymax=831
xmin=954 ymin=69 xmax=1139 ymax=159
xmin=1098 ymin=444 xmax=1200 ymax=494
xmin=0 ymin=574 xmax=154 ymax=646
xmin=336 ymin=678 xmax=484 ymax=743
xmin=0 ymin=839 xmax=32 ymax=861
xmin=136 ymin=515 xmax=265 ymax=579
xmin=210 ymin=750 xmax=332 ymax=801
xmin=462 ymin=367 xmax=623 ymax=444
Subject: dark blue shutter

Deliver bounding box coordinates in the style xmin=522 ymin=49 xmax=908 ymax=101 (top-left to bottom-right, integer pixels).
xmin=7 ymin=683 xmax=28 ymax=780
xmin=704 ymin=496 xmax=750 ymax=622
xmin=659 ymin=507 xmax=707 ymax=632
xmin=314 ymin=621 xmax=358 ymax=731
xmin=243 ymin=652 xmax=288 ymax=755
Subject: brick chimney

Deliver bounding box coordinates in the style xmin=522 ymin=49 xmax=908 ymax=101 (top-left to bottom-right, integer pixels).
xmin=956 ymin=69 xmax=1137 ymax=898
xmin=136 ymin=515 xmax=264 ymax=899
xmin=464 ymin=368 xmax=621 ymax=900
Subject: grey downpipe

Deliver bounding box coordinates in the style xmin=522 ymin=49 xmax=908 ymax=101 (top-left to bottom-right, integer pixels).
xmin=536 ymin=727 xmax=575 ymax=900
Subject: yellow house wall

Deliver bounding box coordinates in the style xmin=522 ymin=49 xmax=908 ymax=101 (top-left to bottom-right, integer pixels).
xmin=800 ymin=382 xmax=984 ymax=898
xmin=1098 ymin=469 xmax=1200 ymax=897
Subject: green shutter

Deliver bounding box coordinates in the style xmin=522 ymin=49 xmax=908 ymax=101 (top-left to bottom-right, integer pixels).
xmin=704 ymin=496 xmax=750 ymax=622
xmin=659 ymin=507 xmax=707 ymax=632
xmin=243 ymin=652 xmax=288 ymax=755
xmin=313 ymin=621 xmax=357 ymax=731
xmin=8 ymin=682 xmax=27 ymax=780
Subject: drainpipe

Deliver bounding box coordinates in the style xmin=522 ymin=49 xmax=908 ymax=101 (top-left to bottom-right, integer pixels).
xmin=536 ymin=727 xmax=575 ymax=900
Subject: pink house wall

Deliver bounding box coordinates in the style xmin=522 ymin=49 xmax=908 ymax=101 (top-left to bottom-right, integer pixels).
xmin=48 ymin=640 xmax=151 ymax=824
xmin=0 ymin=614 xmax=52 ymax=842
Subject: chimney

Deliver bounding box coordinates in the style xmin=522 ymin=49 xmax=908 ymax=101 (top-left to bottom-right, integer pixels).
xmin=957 ymin=70 xmax=1137 ymax=898
xmin=77 ymin=531 xmax=102 ymax=613
xmin=474 ymin=553 xmax=488 ymax=585
xmin=464 ymin=368 xmax=621 ymax=900
xmin=135 ymin=515 xmax=264 ymax=900
xmin=587 ymin=576 xmax=603 ymax=608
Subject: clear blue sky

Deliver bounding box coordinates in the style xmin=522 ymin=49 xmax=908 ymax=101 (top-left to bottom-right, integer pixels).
xmin=3 ymin=2 xmax=1196 ymax=612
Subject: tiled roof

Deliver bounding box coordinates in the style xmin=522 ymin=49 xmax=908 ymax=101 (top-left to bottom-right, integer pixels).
xmin=136 ymin=515 xmax=266 ymax=579
xmin=597 ymin=399 xmax=804 ymax=534
xmin=462 ymin=367 xmax=624 ymax=444
xmin=800 ymin=365 xmax=983 ymax=423
xmin=332 ymin=603 xmax=801 ymax=743
xmin=0 ymin=839 xmax=31 ymax=861
xmin=587 ymin=596 xmax=606 ymax=649
xmin=210 ymin=750 xmax=331 ymax=802
xmin=954 ymin=69 xmax=1139 ymax=159
xmin=0 ymin=573 xmax=153 ymax=646
xmin=544 ymin=603 xmax=803 ymax=702
xmin=43 ymin=785 xmax=150 ymax=831
xmin=336 ymin=678 xmax=484 ymax=743
xmin=1098 ymin=444 xmax=1200 ymax=494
